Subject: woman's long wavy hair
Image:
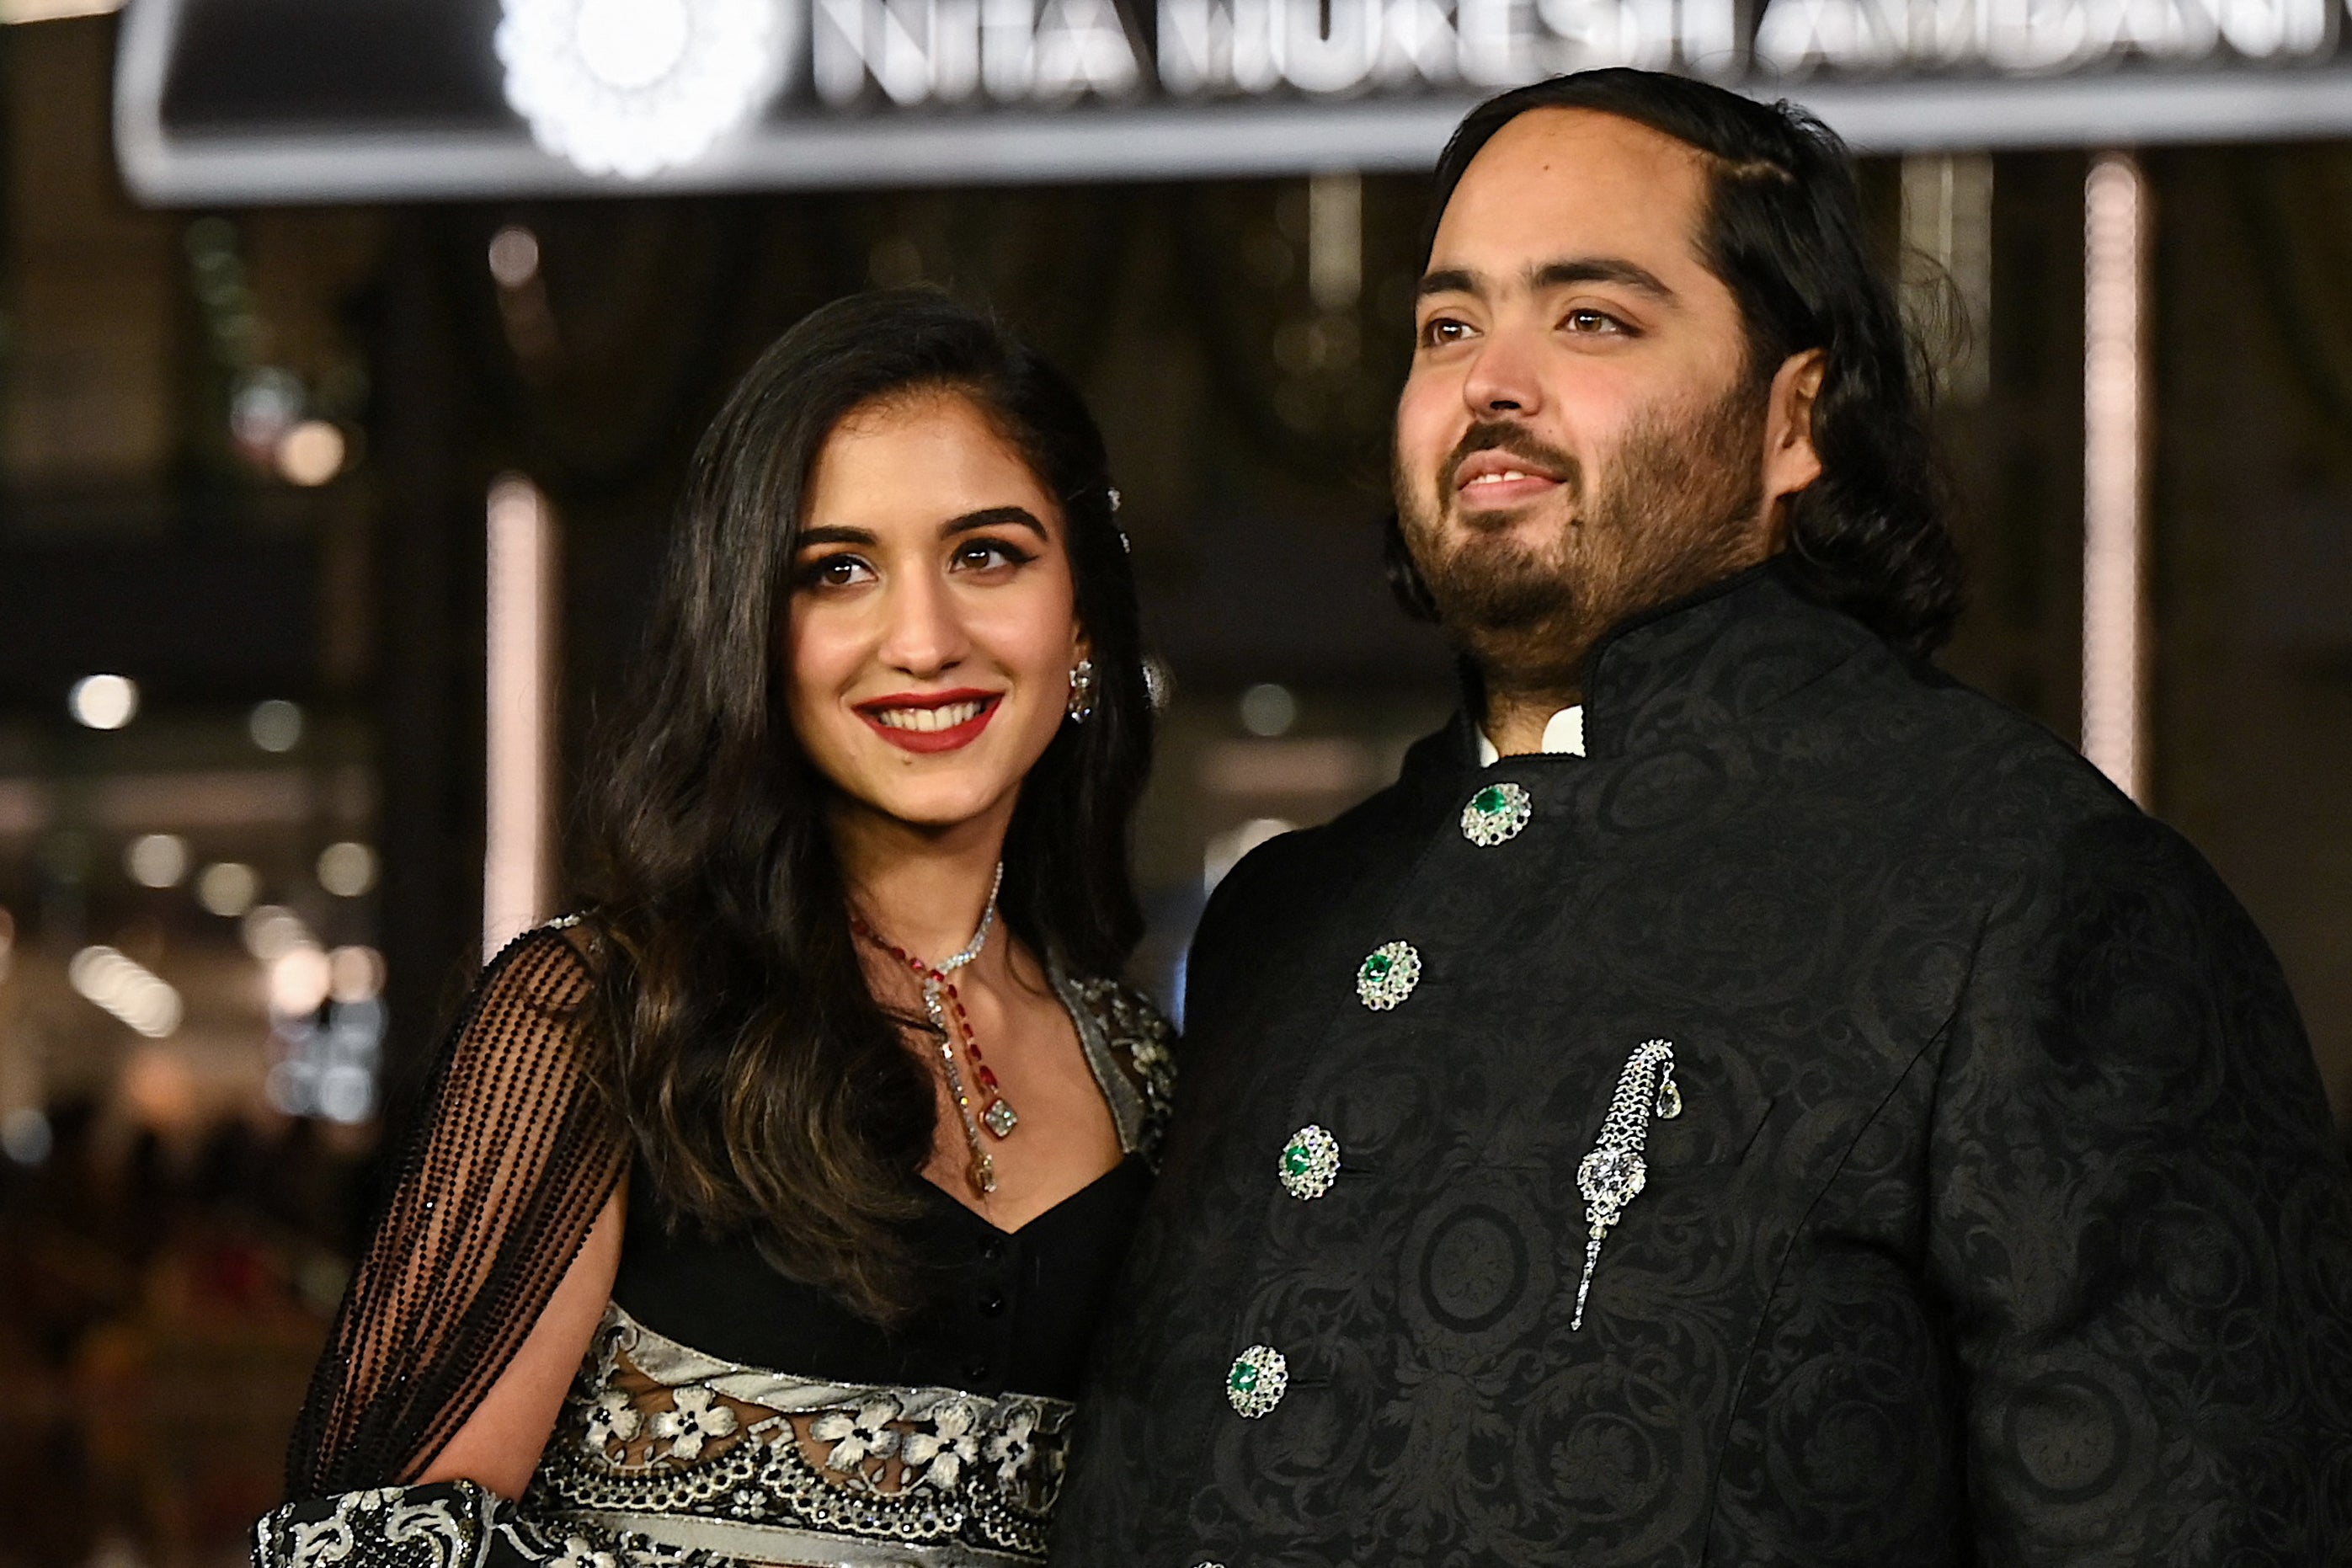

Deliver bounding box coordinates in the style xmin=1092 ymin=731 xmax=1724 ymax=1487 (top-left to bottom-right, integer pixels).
xmin=1392 ymin=68 xmax=1964 ymax=656
xmin=582 ymin=291 xmax=1151 ymax=1324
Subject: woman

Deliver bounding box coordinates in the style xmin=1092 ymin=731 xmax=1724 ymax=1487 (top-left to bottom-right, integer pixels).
xmin=256 ymin=292 xmax=1172 ymax=1567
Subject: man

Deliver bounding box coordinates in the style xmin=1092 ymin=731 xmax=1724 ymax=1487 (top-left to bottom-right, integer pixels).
xmin=1052 ymin=69 xmax=2352 ymax=1565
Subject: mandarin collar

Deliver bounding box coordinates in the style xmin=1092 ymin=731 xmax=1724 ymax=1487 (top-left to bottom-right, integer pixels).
xmin=1415 ymin=561 xmax=1882 ymax=785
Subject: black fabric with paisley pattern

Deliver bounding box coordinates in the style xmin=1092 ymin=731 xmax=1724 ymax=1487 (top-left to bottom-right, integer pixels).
xmin=1049 ymin=562 xmax=2352 ymax=1567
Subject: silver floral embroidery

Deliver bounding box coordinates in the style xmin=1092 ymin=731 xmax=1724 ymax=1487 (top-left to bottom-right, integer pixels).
xmin=581 ymin=1390 xmax=642 ymax=1458
xmin=1066 ymin=975 xmax=1177 ymax=1161
xmin=527 ymin=1305 xmax=1076 ymax=1564
xmin=269 ymin=1486 xmax=478 ymax=1568
xmin=902 ymin=1397 xmax=981 ymax=1490
xmin=254 ymin=1479 xmax=723 ymax=1568
xmin=988 ymin=1404 xmax=1038 ymax=1487
xmin=552 ymin=1535 xmax=620 ymax=1568
xmin=649 ymin=1385 xmax=738 ymax=1460
xmin=810 ymin=1395 xmax=904 ymax=1470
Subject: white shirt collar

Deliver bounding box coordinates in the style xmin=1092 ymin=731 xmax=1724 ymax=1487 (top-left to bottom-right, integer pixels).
xmin=1476 ymin=705 xmax=1587 ymax=766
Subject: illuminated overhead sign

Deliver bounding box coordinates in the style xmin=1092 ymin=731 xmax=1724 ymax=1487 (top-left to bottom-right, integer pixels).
xmin=497 ymin=0 xmax=790 ymax=177
xmin=116 ymin=0 xmax=2352 ymax=202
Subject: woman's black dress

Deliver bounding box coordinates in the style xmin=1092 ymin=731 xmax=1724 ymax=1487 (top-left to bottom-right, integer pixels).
xmin=253 ymin=922 xmax=1176 ymax=1568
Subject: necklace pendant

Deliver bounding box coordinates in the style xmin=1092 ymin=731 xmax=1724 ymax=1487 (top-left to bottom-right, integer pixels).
xmin=1655 ymin=1070 xmax=1683 ymax=1120
xmin=968 ymin=1150 xmax=997 ymax=1197
xmin=981 ymin=1097 xmax=1021 ymax=1139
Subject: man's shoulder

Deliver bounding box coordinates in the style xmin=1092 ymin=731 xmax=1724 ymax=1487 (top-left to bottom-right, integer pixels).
xmin=1836 ymin=643 xmax=2146 ymax=845
xmin=1838 ymin=650 xmax=2267 ymax=942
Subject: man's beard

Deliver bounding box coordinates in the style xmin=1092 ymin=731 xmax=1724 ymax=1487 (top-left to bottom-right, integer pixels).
xmin=1394 ymin=378 xmax=1771 ymax=696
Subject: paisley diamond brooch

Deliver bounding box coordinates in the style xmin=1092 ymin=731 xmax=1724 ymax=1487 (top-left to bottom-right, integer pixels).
xmin=1571 ymin=1038 xmax=1680 ymax=1331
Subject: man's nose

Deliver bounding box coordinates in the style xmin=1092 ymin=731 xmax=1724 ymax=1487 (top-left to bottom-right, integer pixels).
xmin=877 ymin=572 xmax=968 ymax=676
xmin=1461 ymin=328 xmax=1543 ymax=417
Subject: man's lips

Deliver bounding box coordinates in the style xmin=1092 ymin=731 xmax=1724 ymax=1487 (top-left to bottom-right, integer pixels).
xmin=1452 ymin=449 xmax=1566 ymax=509
xmin=854 ymin=690 xmax=1003 ymax=754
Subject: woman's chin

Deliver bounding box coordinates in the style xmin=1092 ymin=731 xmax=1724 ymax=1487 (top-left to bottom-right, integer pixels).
xmin=838 ymin=776 xmax=1020 ymax=837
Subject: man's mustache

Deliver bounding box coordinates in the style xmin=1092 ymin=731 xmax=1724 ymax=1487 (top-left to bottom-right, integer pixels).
xmin=1441 ymin=419 xmax=1583 ymax=502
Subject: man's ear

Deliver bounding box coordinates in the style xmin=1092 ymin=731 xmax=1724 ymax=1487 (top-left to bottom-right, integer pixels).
xmin=1382 ymin=509 xmax=1442 ymax=623
xmin=1761 ymin=349 xmax=1827 ymax=546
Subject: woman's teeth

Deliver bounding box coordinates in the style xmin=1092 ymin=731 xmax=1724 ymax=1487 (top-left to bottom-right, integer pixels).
xmin=875 ymin=700 xmax=986 ymax=732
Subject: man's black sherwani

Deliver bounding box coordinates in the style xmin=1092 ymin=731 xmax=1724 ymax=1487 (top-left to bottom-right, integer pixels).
xmin=1053 ymin=567 xmax=2352 ymax=1566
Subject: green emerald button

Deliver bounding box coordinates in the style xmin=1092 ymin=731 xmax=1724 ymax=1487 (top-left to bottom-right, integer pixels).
xmin=1356 ymin=941 xmax=1421 ymax=1011
xmin=1225 ymin=1344 xmax=1288 ymax=1418
xmin=1460 ymin=780 xmax=1533 ymax=847
xmin=1278 ymin=1124 xmax=1341 ymax=1200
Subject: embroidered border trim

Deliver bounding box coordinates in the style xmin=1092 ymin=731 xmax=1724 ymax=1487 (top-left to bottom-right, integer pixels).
xmin=525 ymin=1306 xmax=1074 ymax=1565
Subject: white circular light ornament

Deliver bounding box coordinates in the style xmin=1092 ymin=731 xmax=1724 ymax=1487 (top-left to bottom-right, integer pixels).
xmin=498 ymin=0 xmax=788 ymax=180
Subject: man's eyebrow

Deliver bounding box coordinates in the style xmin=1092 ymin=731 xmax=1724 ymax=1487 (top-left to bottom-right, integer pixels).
xmin=1417 ymin=266 xmax=1481 ymax=300
xmin=941 ymin=505 xmax=1048 ymax=541
xmin=1531 ymin=257 xmax=1677 ymax=301
xmin=1416 ymin=259 xmax=1679 ymax=303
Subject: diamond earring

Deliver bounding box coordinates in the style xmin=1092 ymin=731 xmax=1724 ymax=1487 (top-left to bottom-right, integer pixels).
xmin=1065 ymin=659 xmax=1096 ymax=724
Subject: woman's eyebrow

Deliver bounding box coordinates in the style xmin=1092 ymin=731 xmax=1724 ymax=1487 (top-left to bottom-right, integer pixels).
xmin=795 ymin=525 xmax=877 ymax=549
xmin=941 ymin=506 xmax=1048 ymax=541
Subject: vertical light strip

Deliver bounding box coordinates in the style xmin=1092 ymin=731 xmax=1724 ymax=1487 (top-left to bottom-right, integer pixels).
xmin=1307 ymin=171 xmax=1363 ymax=313
xmin=484 ymin=475 xmax=558 ymax=960
xmin=1899 ymin=152 xmax=1995 ymax=405
xmin=2082 ymin=151 xmax=2150 ymax=804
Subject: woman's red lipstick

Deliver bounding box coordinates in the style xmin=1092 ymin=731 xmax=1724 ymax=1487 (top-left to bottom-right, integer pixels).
xmin=855 ymin=689 xmax=1003 ymax=754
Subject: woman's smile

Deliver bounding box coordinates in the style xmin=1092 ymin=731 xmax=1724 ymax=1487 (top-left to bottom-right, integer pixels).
xmin=856 ymin=689 xmax=1004 ymax=752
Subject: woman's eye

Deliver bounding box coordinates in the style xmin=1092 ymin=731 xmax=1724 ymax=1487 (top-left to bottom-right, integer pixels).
xmin=801 ymin=554 xmax=874 ymax=589
xmin=952 ymin=537 xmax=1032 ymax=573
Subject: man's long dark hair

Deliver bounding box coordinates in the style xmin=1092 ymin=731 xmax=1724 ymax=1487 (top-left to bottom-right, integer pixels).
xmin=582 ymin=291 xmax=1151 ymax=1323
xmin=1396 ymin=68 xmax=1963 ymax=656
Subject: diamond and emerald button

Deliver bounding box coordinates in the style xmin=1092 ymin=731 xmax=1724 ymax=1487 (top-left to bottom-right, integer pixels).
xmin=1460 ymin=781 xmax=1533 ymax=846
xmin=1226 ymin=1343 xmax=1289 ymax=1419
xmin=1355 ymin=941 xmax=1421 ymax=1011
xmin=1278 ymin=1124 xmax=1341 ymax=1201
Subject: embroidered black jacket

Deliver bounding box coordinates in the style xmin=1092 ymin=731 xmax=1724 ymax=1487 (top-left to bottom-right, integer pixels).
xmin=1051 ymin=565 xmax=2352 ymax=1567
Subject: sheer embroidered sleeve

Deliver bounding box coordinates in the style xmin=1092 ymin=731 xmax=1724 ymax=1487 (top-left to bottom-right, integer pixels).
xmin=285 ymin=921 xmax=632 ymax=1498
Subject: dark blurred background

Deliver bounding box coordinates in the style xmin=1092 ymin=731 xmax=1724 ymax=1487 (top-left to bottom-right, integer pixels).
xmin=2 ymin=4 xmax=2349 ymax=1560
